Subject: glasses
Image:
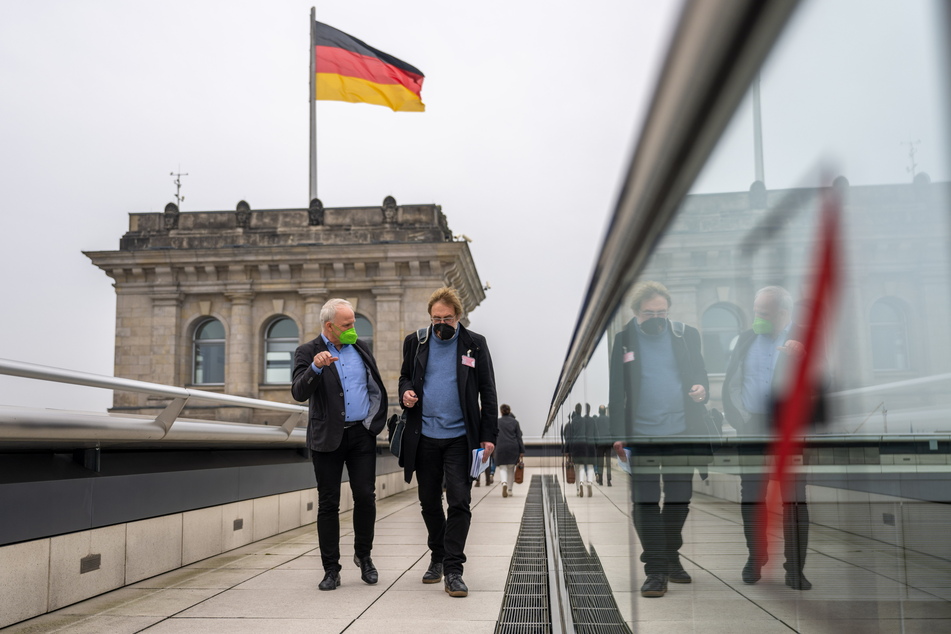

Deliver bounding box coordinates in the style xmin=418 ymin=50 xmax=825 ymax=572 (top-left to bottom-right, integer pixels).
xmin=431 ymin=315 xmax=456 ymax=324
xmin=640 ymin=311 xmax=668 ymax=319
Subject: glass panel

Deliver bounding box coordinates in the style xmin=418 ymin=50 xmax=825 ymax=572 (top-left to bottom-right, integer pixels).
xmin=194 ymin=342 xmax=224 ymax=384
xmin=196 ymin=319 xmax=225 ymax=340
xmin=267 ymin=317 xmax=298 ymax=339
xmin=264 ymin=342 xmax=296 ymax=384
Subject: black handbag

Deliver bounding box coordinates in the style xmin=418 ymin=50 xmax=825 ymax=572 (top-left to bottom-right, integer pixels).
xmin=388 ymin=413 xmax=405 ymax=458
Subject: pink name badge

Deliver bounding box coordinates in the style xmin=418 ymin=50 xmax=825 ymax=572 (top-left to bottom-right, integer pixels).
xmin=623 ymin=351 xmax=635 ymax=363
xmin=462 ymin=355 xmax=475 ymax=367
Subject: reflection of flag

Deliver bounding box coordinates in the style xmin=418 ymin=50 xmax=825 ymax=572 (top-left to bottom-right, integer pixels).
xmin=314 ymin=21 xmax=425 ymax=112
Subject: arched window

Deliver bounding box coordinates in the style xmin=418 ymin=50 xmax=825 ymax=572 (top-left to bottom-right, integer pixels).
xmin=355 ymin=313 xmax=373 ymax=353
xmin=264 ymin=317 xmax=299 ymax=384
xmin=193 ymin=318 xmax=225 ymax=384
xmin=701 ymin=304 xmax=743 ymax=373
xmin=870 ymin=299 xmax=908 ymax=371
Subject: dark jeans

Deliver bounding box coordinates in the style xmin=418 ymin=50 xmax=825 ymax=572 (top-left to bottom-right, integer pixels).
xmin=311 ymin=425 xmax=377 ymax=572
xmin=738 ymin=442 xmax=809 ymax=573
xmin=595 ymin=444 xmax=613 ymax=483
xmin=416 ymin=434 xmax=472 ymax=575
xmin=628 ymin=444 xmax=695 ymax=575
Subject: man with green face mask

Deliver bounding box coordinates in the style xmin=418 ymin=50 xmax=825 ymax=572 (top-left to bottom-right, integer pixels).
xmin=292 ymin=298 xmax=388 ymax=592
xmin=722 ymin=286 xmax=812 ymax=591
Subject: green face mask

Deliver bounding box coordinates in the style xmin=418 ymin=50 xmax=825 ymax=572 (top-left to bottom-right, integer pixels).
xmin=752 ymin=317 xmax=773 ymax=335
xmin=336 ymin=326 xmax=358 ymax=345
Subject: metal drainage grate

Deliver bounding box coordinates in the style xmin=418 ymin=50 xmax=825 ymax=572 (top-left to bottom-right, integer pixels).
xmin=496 ymin=476 xmax=551 ymax=634
xmin=545 ymin=475 xmax=632 ymax=634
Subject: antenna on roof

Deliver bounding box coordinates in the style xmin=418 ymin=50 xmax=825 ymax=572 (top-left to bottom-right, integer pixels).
xmin=171 ymin=166 xmax=189 ymax=210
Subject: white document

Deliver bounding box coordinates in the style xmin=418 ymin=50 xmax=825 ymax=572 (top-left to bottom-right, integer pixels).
xmin=616 ymin=448 xmax=633 ymax=475
xmin=470 ymin=448 xmax=489 ymax=478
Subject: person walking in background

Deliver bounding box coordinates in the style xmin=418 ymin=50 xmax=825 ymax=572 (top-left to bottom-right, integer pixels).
xmin=291 ymin=298 xmax=388 ymax=592
xmin=398 ymin=287 xmax=498 ymax=598
xmin=609 ymin=281 xmax=710 ymax=598
xmin=494 ymin=404 xmax=525 ymax=498
xmin=564 ymin=403 xmax=598 ymax=497
xmin=594 ymin=404 xmax=613 ymax=486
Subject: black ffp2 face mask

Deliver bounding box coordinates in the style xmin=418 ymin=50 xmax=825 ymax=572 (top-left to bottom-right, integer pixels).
xmin=433 ymin=323 xmax=456 ymax=340
xmin=640 ymin=317 xmax=667 ymax=335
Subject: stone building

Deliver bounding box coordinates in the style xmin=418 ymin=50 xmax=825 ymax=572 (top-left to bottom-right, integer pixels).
xmin=85 ymin=196 xmax=485 ymax=423
xmin=608 ymin=176 xmax=951 ymax=432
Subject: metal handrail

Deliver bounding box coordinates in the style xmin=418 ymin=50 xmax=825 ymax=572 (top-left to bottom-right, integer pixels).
xmin=544 ymin=0 xmax=800 ymax=432
xmin=0 ymin=357 xmax=307 ymax=445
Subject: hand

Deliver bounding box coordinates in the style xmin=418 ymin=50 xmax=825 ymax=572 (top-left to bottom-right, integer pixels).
xmin=613 ymin=441 xmax=628 ymax=462
xmin=312 ymin=351 xmax=339 ymax=368
xmin=480 ymin=441 xmax=495 ymax=462
xmin=402 ymin=390 xmax=418 ymax=408
xmin=779 ymin=339 xmax=805 ymax=357
xmin=688 ymin=384 xmax=706 ymax=403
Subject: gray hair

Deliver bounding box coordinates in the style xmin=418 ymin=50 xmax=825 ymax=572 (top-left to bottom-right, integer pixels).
xmin=320 ymin=298 xmax=354 ymax=325
xmin=754 ymin=286 xmax=793 ymax=312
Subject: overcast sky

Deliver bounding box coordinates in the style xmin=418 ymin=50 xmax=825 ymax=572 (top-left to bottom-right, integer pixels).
xmin=0 ymin=0 xmax=682 ymax=438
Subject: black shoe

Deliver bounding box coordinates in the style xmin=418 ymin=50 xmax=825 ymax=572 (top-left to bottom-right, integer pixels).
xmin=668 ymin=564 xmax=692 ymax=584
xmin=422 ymin=561 xmax=443 ymax=584
xmin=318 ymin=570 xmax=341 ymax=591
xmin=444 ymin=572 xmax=469 ymax=597
xmin=640 ymin=573 xmax=668 ymax=597
xmin=354 ymin=554 xmax=378 ymax=585
xmin=785 ymin=571 xmax=812 ymax=590
xmin=596 ymin=475 xmax=603 ymax=486
xmin=742 ymin=556 xmax=763 ymax=584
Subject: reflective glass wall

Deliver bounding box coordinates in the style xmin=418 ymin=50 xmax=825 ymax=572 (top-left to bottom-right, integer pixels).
xmin=545 ymin=1 xmax=951 ymax=630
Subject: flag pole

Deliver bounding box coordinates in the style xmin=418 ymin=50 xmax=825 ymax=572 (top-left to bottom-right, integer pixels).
xmin=309 ymin=7 xmax=318 ymax=202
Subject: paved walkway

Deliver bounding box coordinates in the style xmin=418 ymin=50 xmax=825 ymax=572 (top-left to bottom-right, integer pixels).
xmin=4 ymin=467 xmax=950 ymax=632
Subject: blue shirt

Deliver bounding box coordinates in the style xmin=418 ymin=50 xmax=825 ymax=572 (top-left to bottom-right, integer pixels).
xmin=421 ymin=328 xmax=466 ymax=439
xmin=312 ymin=334 xmax=370 ymax=422
xmin=633 ymin=323 xmax=686 ymax=436
xmin=741 ymin=325 xmax=791 ymax=415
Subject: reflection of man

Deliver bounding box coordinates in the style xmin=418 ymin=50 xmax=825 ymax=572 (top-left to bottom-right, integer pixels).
xmin=722 ymin=286 xmax=811 ymax=590
xmin=291 ymin=299 xmax=388 ymax=591
xmin=594 ymin=405 xmax=613 ymax=486
xmin=399 ymin=287 xmax=498 ymax=598
xmin=609 ymin=282 xmax=709 ymax=598
xmin=564 ymin=403 xmax=597 ymax=497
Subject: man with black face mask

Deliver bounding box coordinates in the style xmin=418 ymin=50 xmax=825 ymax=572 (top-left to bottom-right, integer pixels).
xmin=609 ymin=281 xmax=710 ymax=598
xmin=399 ymin=286 xmax=498 ymax=598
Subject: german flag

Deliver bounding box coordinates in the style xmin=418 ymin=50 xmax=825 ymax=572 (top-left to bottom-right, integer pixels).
xmin=315 ymin=22 xmax=425 ymax=112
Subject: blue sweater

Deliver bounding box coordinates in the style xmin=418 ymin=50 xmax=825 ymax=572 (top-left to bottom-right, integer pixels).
xmin=422 ymin=329 xmax=466 ymax=438
xmin=634 ymin=325 xmax=686 ymax=436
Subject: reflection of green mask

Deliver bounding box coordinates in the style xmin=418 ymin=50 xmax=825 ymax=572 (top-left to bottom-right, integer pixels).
xmin=337 ymin=326 xmax=358 ymax=345
xmin=752 ymin=317 xmax=773 ymax=335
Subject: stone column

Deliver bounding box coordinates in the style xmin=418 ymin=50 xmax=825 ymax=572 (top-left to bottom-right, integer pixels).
xmin=372 ymin=288 xmax=404 ymax=411
xmin=225 ymin=291 xmax=255 ymax=416
xmin=299 ymin=288 xmax=327 ymax=342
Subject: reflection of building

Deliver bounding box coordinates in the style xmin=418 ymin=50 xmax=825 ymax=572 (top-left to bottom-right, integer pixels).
xmin=86 ymin=196 xmax=485 ymax=422
xmin=610 ymin=177 xmax=951 ymax=426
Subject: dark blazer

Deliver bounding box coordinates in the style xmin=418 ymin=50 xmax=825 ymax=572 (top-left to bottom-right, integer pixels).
xmin=722 ymin=327 xmax=825 ymax=434
xmin=608 ymin=319 xmax=710 ymax=442
xmin=397 ymin=323 xmax=498 ymax=484
xmin=291 ymin=335 xmax=388 ymax=452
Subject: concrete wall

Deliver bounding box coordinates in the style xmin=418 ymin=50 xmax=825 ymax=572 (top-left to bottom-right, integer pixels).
xmin=0 ymin=472 xmax=416 ymax=628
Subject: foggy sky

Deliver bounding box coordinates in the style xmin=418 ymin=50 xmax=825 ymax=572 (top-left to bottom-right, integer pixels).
xmin=0 ymin=0 xmax=680 ymax=438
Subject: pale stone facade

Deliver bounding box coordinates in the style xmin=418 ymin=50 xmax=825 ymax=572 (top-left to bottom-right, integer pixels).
xmin=86 ymin=197 xmax=485 ymax=423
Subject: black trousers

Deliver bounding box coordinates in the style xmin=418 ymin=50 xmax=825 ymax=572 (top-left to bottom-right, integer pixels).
xmin=628 ymin=447 xmax=695 ymax=576
xmin=738 ymin=443 xmax=809 ymax=573
xmin=311 ymin=425 xmax=377 ymax=572
xmin=416 ymin=434 xmax=472 ymax=576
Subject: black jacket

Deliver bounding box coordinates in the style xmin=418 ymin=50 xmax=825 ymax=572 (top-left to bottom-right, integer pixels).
xmin=563 ymin=412 xmax=598 ymax=463
xmin=495 ymin=413 xmax=525 ymax=465
xmin=608 ymin=319 xmax=710 ymax=442
xmin=397 ymin=323 xmax=498 ymax=483
xmin=291 ymin=336 xmax=388 ymax=452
